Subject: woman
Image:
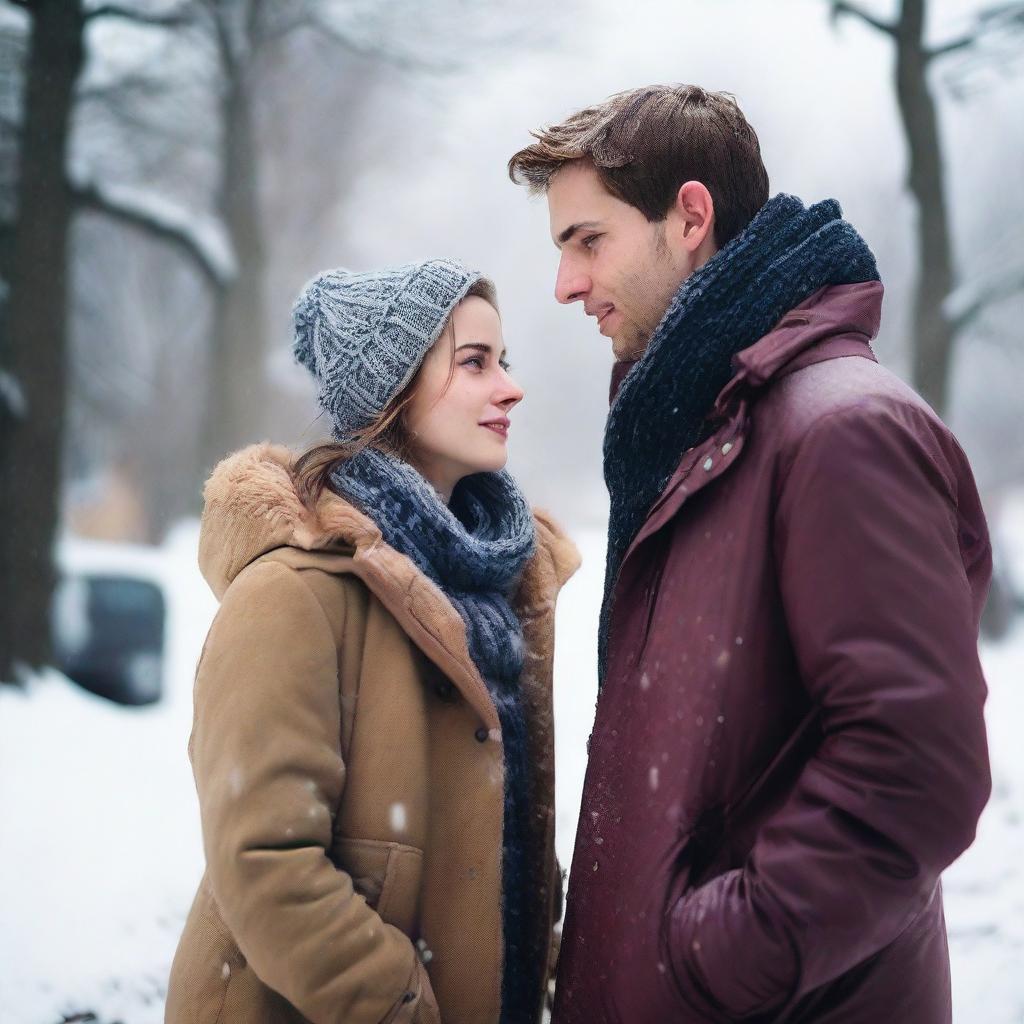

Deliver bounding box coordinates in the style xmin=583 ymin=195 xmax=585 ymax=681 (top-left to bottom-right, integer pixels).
xmin=166 ymin=258 xmax=579 ymax=1024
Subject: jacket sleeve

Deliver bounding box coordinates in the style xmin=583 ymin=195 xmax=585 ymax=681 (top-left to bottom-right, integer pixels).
xmin=190 ymin=560 xmax=438 ymax=1024
xmin=668 ymin=401 xmax=992 ymax=1019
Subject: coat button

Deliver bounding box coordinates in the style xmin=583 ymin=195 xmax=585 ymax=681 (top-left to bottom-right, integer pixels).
xmin=475 ymin=727 xmax=489 ymax=743
xmin=702 ymin=456 xmax=714 ymax=471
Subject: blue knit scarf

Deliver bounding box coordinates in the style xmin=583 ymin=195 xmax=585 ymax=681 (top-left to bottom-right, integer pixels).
xmin=600 ymin=194 xmax=880 ymax=683
xmin=329 ymin=448 xmax=537 ymax=1022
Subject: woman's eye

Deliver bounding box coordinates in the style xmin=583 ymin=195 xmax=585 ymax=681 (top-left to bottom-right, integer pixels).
xmin=499 ymin=361 xmax=511 ymax=372
xmin=462 ymin=356 xmax=484 ymax=369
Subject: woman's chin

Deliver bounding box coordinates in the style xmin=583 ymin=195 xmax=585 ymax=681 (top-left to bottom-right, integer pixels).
xmin=461 ymin=452 xmax=508 ymax=477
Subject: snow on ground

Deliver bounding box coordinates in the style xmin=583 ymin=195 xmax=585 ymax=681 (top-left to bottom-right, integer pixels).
xmin=945 ymin=627 xmax=1024 ymax=1023
xmin=1 ymin=521 xmax=1022 ymax=1022
xmin=0 ymin=522 xmax=214 ymax=1024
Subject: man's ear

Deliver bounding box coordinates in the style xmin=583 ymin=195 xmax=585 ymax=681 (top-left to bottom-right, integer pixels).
xmin=672 ymin=181 xmax=716 ymax=256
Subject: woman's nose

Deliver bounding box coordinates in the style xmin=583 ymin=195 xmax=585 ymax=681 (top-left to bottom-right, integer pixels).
xmin=496 ymin=372 xmax=525 ymax=409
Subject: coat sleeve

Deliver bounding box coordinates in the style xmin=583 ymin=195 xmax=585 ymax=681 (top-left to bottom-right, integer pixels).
xmin=190 ymin=560 xmax=439 ymax=1024
xmin=667 ymin=401 xmax=992 ymax=1019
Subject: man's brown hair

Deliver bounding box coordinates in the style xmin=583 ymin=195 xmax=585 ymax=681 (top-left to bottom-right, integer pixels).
xmin=508 ymin=84 xmax=769 ymax=248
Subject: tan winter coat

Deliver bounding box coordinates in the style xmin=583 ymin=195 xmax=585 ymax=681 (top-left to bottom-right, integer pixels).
xmin=165 ymin=444 xmax=579 ymax=1024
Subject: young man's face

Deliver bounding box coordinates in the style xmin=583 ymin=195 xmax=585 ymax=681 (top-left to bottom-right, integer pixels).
xmin=547 ymin=161 xmax=706 ymax=361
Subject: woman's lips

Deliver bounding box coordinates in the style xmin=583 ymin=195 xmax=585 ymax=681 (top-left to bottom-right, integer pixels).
xmin=481 ymin=422 xmax=509 ymax=438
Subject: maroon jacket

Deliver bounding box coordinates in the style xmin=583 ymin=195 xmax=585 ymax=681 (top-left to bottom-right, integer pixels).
xmin=553 ymin=282 xmax=991 ymax=1023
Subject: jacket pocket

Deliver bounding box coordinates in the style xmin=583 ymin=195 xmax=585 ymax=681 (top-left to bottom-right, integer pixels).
xmin=334 ymin=836 xmax=424 ymax=938
xmin=380 ymin=958 xmax=441 ymax=1024
xmin=166 ymin=882 xmax=248 ymax=1024
xmin=727 ymin=706 xmax=821 ymax=822
xmin=688 ymin=707 xmax=822 ymax=886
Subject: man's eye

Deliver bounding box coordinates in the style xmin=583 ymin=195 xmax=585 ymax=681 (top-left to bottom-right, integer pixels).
xmin=583 ymin=234 xmax=600 ymax=249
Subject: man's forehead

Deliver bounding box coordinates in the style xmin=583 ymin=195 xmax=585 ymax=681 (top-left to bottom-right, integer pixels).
xmin=548 ymin=162 xmax=604 ymax=205
xmin=547 ymin=164 xmax=614 ymax=241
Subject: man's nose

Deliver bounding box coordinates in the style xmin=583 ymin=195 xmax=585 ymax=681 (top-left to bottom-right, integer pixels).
xmin=555 ymin=257 xmax=589 ymax=305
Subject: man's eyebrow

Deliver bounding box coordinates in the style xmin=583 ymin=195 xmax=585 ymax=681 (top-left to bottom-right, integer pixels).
xmin=555 ymin=220 xmax=602 ymax=247
xmin=455 ymin=341 xmax=509 ymax=360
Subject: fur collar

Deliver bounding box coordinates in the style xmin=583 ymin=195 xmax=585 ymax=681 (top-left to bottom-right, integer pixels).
xmin=199 ymin=443 xmax=580 ymax=729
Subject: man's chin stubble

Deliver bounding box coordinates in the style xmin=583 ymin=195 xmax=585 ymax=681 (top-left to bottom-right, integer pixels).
xmin=612 ymin=325 xmax=653 ymax=362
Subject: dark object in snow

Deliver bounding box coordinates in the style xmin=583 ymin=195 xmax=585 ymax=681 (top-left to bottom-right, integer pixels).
xmin=51 ymin=567 xmax=165 ymax=706
xmin=57 ymin=1014 xmax=124 ymax=1024
xmin=980 ymin=541 xmax=1020 ymax=641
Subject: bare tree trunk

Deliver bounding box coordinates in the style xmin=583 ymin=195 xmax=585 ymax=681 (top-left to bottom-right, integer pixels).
xmin=893 ymin=0 xmax=956 ymax=416
xmin=201 ymin=69 xmax=268 ymax=475
xmin=0 ymin=0 xmax=84 ymax=682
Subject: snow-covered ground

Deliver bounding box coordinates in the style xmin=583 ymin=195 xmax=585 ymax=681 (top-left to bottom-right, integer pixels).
xmin=1 ymin=521 xmax=1022 ymax=1022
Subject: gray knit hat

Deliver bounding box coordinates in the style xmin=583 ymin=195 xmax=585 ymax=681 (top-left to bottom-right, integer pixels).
xmin=292 ymin=258 xmax=482 ymax=441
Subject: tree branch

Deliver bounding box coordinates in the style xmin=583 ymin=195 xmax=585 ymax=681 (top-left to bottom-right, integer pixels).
xmin=928 ymin=2 xmax=1024 ymax=61
xmin=828 ymin=1 xmax=898 ymax=37
xmin=71 ymin=179 xmax=234 ymax=287
xmin=207 ymin=3 xmax=238 ymax=79
xmin=946 ymin=267 xmax=1024 ymax=333
xmin=305 ymin=18 xmax=451 ymax=75
xmin=84 ymin=4 xmax=192 ymax=29
xmin=255 ymin=8 xmax=317 ymax=49
xmin=927 ymin=31 xmax=981 ymax=60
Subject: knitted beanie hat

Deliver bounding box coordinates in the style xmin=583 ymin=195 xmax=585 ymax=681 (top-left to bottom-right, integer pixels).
xmin=292 ymin=258 xmax=482 ymax=441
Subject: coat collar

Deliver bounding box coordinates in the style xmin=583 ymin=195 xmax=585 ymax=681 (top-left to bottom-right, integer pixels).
xmin=712 ymin=280 xmax=882 ymax=413
xmin=609 ymin=281 xmax=883 ymax=410
xmin=612 ymin=281 xmax=884 ymax=572
xmin=199 ymin=444 xmax=580 ymax=731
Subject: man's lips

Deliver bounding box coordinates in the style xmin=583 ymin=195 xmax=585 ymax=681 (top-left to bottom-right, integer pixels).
xmin=591 ymin=306 xmax=615 ymax=334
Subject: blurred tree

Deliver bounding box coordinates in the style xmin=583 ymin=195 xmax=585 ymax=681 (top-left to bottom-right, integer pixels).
xmin=829 ymin=0 xmax=1024 ymax=417
xmin=0 ymin=0 xmax=84 ymax=681
xmin=0 ymin=0 xmax=549 ymax=682
xmin=0 ymin=0 xmax=222 ymax=682
xmin=62 ymin=0 xmax=546 ymax=498
xmin=192 ymin=0 xmax=543 ymax=475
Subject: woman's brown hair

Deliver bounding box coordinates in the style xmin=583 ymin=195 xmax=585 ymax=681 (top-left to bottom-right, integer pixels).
xmin=293 ymin=276 xmax=498 ymax=509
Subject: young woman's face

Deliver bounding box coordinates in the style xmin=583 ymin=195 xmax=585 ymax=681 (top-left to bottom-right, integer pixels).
xmin=404 ymin=295 xmax=524 ymax=501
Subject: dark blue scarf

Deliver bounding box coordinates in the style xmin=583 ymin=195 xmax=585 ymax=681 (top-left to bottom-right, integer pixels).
xmin=600 ymin=194 xmax=880 ymax=682
xmin=330 ymin=448 xmax=538 ymax=1022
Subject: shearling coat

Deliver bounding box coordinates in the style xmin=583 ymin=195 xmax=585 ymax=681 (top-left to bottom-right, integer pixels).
xmin=553 ymin=281 xmax=992 ymax=1023
xmin=166 ymin=444 xmax=580 ymax=1024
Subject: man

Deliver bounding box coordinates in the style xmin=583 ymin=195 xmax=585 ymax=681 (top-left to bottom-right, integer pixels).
xmin=509 ymin=85 xmax=991 ymax=1022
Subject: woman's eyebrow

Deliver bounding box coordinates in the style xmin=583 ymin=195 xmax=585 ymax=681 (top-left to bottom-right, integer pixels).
xmin=455 ymin=342 xmax=509 ymax=360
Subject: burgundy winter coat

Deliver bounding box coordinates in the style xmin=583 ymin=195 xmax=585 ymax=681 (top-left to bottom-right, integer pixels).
xmin=552 ymin=281 xmax=991 ymax=1023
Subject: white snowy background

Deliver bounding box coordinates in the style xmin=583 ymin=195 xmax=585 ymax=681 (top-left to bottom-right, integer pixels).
xmin=2 ymin=501 xmax=1024 ymax=1023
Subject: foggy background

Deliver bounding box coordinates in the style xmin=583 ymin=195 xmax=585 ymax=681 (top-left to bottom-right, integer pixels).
xmin=4 ymin=0 xmax=1023 ymax=544
xmin=2 ymin=0 xmax=1023 ymax=1020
